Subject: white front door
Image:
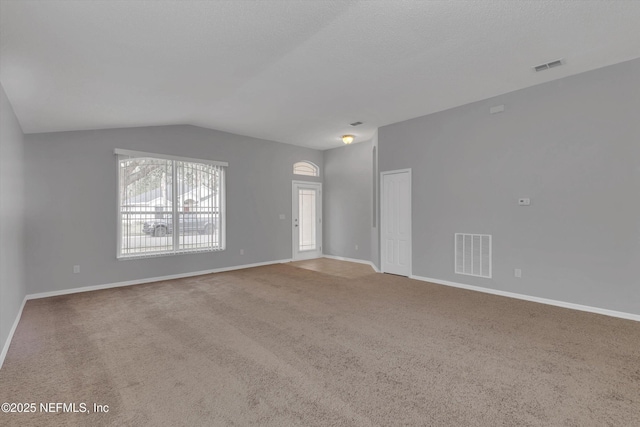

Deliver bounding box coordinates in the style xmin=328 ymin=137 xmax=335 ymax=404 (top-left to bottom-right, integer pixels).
xmin=292 ymin=181 xmax=322 ymax=260
xmin=381 ymin=169 xmax=411 ymax=276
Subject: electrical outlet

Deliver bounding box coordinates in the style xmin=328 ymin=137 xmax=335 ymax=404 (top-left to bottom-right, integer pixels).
xmin=514 ymin=268 xmax=522 ymax=278
xmin=240 ymin=249 xmax=244 ymax=255
xmin=73 ymin=265 xmax=80 ymax=274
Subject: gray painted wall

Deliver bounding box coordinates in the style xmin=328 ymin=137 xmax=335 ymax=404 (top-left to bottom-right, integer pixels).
xmin=370 ymin=131 xmax=379 ymax=269
xmin=0 ymin=84 xmax=26 ymax=349
xmin=323 ymin=139 xmax=373 ymax=261
xmin=24 ymin=125 xmax=322 ymax=294
xmin=379 ymin=58 xmax=640 ymax=315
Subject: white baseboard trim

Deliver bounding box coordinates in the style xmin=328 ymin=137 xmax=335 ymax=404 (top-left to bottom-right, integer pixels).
xmin=0 ymin=296 xmax=27 ymax=370
xmin=27 ymin=258 xmax=293 ymax=301
xmin=322 ymin=254 xmax=379 ymax=272
xmin=410 ymin=275 xmax=640 ymax=322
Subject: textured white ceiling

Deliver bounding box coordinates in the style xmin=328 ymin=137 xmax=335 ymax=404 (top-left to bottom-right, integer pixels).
xmin=1 ymin=0 xmax=640 ymax=149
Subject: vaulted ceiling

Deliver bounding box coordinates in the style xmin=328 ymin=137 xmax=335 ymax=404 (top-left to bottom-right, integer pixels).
xmin=2 ymin=1 xmax=639 ymax=149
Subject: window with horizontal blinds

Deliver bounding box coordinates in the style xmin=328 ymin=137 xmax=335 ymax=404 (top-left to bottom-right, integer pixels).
xmin=116 ymin=149 xmax=226 ymax=258
xmin=293 ymin=161 xmax=319 ymax=177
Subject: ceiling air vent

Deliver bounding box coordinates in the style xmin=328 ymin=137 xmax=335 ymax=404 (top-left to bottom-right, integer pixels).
xmin=533 ymin=59 xmax=563 ymax=72
xmin=547 ymin=59 xmax=563 ymax=68
xmin=350 ymin=121 xmax=363 ymax=127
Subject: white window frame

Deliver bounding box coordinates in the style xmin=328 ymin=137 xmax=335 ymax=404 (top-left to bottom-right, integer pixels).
xmin=293 ymin=161 xmax=319 ymax=177
xmin=116 ymin=149 xmax=227 ymax=259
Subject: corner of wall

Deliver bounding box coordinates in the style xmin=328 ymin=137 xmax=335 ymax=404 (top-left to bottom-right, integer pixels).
xmin=0 ymin=83 xmax=28 ymax=369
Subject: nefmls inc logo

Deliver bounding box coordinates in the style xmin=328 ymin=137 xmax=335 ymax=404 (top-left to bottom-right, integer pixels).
xmin=40 ymin=402 xmax=88 ymax=413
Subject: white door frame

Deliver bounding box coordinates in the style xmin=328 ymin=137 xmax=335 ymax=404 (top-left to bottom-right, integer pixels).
xmin=292 ymin=181 xmax=322 ymax=260
xmin=380 ymin=169 xmax=412 ymax=276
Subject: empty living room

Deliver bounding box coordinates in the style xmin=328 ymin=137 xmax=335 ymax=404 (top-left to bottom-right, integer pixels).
xmin=1 ymin=1 xmax=639 ymax=426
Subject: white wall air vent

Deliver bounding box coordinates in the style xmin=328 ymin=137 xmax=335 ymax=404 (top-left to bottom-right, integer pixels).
xmin=533 ymin=59 xmax=563 ymax=72
xmin=455 ymin=233 xmax=492 ymax=278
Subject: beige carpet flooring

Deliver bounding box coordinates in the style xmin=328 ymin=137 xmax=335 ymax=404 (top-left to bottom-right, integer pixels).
xmin=1 ymin=261 xmax=639 ymax=426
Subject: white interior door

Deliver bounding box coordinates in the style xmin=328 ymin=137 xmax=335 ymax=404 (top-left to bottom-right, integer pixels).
xmin=381 ymin=169 xmax=411 ymax=276
xmin=292 ymin=181 xmax=322 ymax=260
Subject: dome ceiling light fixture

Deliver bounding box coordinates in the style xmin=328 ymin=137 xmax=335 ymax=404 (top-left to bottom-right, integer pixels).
xmin=342 ymin=134 xmax=355 ymax=144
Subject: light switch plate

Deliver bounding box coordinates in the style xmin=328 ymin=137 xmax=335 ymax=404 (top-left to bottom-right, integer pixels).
xmin=518 ymin=198 xmax=531 ymax=206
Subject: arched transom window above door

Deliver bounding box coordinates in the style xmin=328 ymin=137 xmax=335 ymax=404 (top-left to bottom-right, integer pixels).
xmin=293 ymin=161 xmax=319 ymax=177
